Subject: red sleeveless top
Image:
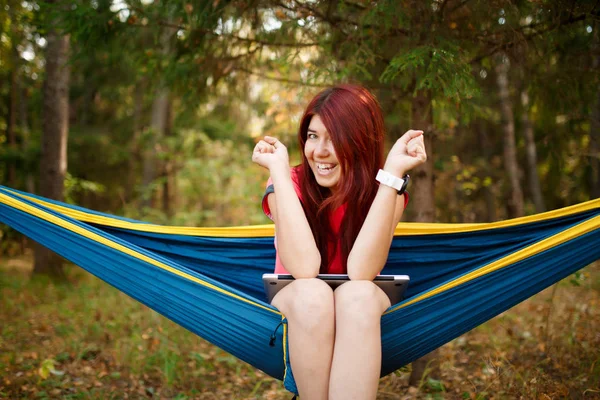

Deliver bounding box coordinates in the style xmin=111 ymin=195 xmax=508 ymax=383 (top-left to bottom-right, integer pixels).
xmin=262 ymin=167 xmax=409 ymax=274
xmin=262 ymin=168 xmax=347 ymax=274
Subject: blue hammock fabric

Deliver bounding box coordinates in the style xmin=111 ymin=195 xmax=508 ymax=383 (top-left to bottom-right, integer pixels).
xmin=1 ymin=185 xmax=599 ymax=394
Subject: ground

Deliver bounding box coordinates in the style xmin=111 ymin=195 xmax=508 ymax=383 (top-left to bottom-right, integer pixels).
xmin=1 ymin=253 xmax=598 ymax=399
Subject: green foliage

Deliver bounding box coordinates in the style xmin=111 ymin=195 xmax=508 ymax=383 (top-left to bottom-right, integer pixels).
xmin=426 ymin=377 xmax=446 ymax=392
xmin=64 ymin=173 xmax=106 ymax=205
xmin=0 ymin=0 xmax=598 ymax=238
xmin=0 ymin=224 xmax=23 ymax=256
xmin=138 ymin=131 xmax=267 ymax=227
xmin=380 ymin=43 xmax=479 ymax=100
xmin=570 ymin=271 xmax=585 ymax=287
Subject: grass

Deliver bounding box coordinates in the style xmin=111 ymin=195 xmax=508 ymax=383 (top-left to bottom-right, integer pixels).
xmin=1 ymin=254 xmax=599 ymax=399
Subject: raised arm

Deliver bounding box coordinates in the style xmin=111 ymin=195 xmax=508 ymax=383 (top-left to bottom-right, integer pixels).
xmin=253 ymin=136 xmax=321 ymax=278
xmin=347 ymin=130 xmax=427 ymax=280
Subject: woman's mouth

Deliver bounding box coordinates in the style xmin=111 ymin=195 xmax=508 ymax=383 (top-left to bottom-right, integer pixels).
xmin=316 ymin=163 xmax=338 ymax=176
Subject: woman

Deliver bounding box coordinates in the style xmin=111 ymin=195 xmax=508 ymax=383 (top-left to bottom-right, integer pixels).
xmin=252 ymin=84 xmax=426 ymax=400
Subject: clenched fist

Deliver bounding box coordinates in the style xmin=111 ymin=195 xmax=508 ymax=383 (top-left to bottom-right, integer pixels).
xmin=383 ymin=130 xmax=427 ymax=177
xmin=252 ymin=136 xmax=290 ymax=172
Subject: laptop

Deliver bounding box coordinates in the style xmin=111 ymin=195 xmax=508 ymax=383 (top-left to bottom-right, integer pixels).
xmin=262 ymin=274 xmax=409 ymax=306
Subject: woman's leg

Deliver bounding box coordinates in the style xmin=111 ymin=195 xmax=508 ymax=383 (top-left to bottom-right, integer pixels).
xmin=272 ymin=278 xmax=335 ymax=400
xmin=328 ymin=281 xmax=391 ymax=400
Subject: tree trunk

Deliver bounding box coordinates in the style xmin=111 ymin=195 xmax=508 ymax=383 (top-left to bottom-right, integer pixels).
xmin=592 ymin=92 xmax=600 ymax=198
xmin=20 ymin=84 xmax=35 ymax=194
xmin=479 ymin=122 xmax=498 ymax=222
xmin=408 ymin=90 xmax=440 ymax=386
xmin=591 ymin=25 xmax=600 ymax=199
xmin=141 ymin=27 xmax=174 ymax=211
xmin=408 ymin=91 xmax=435 ymax=222
xmin=8 ymin=52 xmax=18 ymax=187
xmin=141 ymin=86 xmax=170 ymax=210
xmin=125 ymin=81 xmax=145 ymax=204
xmin=162 ymin=98 xmax=174 ymax=217
xmin=495 ymin=55 xmax=524 ymax=217
xmin=521 ymin=90 xmax=545 ymax=212
xmin=33 ymin=23 xmax=70 ymax=280
xmin=7 ymin=5 xmax=20 ymax=188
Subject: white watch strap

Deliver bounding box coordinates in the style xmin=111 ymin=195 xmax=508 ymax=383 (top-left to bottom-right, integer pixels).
xmin=375 ymin=169 xmax=404 ymax=191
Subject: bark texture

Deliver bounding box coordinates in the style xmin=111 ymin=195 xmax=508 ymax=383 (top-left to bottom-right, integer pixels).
xmin=126 ymin=81 xmax=145 ymax=203
xmin=33 ymin=24 xmax=70 ymax=279
xmin=592 ymin=93 xmax=600 ymax=198
xmin=591 ymin=26 xmax=600 ymax=199
xmin=7 ymin=7 xmax=19 ymax=187
xmin=408 ymin=91 xmax=435 ymax=223
xmin=495 ymin=56 xmax=524 ymax=217
xmin=521 ymin=90 xmax=545 ymax=212
xmin=162 ymin=98 xmax=174 ymax=217
xmin=141 ymin=86 xmax=170 ymax=209
xmin=19 ymin=78 xmax=35 ymax=193
xmin=141 ymin=27 xmax=174 ymax=210
xmin=478 ymin=122 xmax=498 ymax=222
xmin=8 ymin=57 xmax=18 ymax=186
xmin=408 ymin=90 xmax=439 ymax=386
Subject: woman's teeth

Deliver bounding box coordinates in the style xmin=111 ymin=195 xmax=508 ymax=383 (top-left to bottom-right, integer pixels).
xmin=317 ymin=163 xmax=337 ymax=174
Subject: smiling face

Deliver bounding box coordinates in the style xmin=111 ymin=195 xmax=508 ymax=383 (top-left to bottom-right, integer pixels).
xmin=304 ymin=114 xmax=341 ymax=192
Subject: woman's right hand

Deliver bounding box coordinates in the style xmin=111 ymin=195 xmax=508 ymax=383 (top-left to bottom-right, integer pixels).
xmin=252 ymin=136 xmax=290 ymax=171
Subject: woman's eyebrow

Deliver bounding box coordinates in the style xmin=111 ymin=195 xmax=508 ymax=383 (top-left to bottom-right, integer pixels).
xmin=307 ymin=128 xmax=317 ymax=133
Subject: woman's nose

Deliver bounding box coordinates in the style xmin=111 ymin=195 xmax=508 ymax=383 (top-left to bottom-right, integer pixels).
xmin=315 ymin=139 xmax=331 ymax=156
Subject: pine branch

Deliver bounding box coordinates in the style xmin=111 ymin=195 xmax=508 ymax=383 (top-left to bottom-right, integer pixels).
xmin=273 ymin=0 xmax=410 ymax=36
xmin=470 ymin=10 xmax=598 ymax=64
xmin=232 ymin=66 xmax=333 ymax=87
xmin=127 ymin=7 xmax=320 ymax=48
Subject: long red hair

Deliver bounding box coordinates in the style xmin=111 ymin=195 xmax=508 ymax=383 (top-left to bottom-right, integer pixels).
xmin=297 ymin=84 xmax=385 ymax=273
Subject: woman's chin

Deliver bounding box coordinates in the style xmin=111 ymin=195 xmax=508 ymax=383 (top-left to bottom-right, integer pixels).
xmin=315 ymin=176 xmax=340 ymax=191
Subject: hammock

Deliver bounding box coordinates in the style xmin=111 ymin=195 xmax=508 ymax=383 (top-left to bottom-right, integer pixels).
xmin=1 ymin=185 xmax=599 ymax=394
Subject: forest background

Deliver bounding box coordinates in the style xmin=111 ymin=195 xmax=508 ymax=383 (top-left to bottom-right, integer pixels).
xmin=0 ymin=0 xmax=599 ymax=399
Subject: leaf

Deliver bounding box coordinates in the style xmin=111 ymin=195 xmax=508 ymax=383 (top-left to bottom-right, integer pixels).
xmin=427 ymin=377 xmax=445 ymax=392
xmin=38 ymin=358 xmax=64 ymax=380
xmin=570 ymin=271 xmax=585 ymax=286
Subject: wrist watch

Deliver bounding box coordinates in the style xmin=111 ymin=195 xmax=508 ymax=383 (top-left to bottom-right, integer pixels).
xmin=376 ymin=169 xmax=410 ymax=195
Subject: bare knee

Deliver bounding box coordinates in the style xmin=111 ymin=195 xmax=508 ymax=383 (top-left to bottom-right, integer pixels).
xmin=334 ymin=280 xmax=390 ymax=327
xmin=272 ymin=278 xmax=335 ymax=331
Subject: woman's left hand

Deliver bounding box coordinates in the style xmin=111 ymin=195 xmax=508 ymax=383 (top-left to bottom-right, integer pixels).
xmin=383 ymin=130 xmax=427 ymax=177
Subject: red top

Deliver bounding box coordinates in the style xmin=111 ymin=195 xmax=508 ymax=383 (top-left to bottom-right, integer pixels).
xmin=262 ymin=167 xmax=408 ymax=274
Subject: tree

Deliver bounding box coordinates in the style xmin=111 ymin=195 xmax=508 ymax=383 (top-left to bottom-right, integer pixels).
xmin=495 ymin=54 xmax=524 ymax=217
xmin=33 ymin=1 xmax=70 ymax=279
xmin=591 ymin=23 xmax=600 ymax=199
xmin=520 ymin=88 xmax=545 ymax=212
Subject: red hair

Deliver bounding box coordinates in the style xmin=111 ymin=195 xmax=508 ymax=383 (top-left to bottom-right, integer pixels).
xmin=297 ymin=84 xmax=385 ymax=273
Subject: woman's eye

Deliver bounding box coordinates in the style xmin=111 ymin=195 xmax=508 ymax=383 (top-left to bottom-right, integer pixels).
xmin=308 ymin=133 xmax=317 ymax=139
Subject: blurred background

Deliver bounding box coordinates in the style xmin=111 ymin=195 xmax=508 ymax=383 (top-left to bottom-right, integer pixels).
xmin=0 ymin=0 xmax=599 ymax=399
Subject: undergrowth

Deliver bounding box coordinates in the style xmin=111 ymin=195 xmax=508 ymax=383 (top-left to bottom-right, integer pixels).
xmin=1 ymin=256 xmax=598 ymax=399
